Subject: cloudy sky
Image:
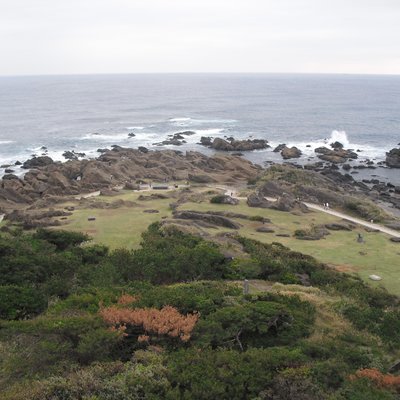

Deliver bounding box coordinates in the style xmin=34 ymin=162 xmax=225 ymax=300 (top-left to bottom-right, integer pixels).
xmin=1 ymin=0 xmax=400 ymax=75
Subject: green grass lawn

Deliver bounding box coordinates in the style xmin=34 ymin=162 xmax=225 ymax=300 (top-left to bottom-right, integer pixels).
xmin=56 ymin=190 xmax=400 ymax=295
xmin=57 ymin=190 xmax=173 ymax=249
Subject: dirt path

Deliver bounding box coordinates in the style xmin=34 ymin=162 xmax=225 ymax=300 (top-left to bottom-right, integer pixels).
xmin=0 ymin=214 xmax=4 ymax=223
xmin=214 ymin=185 xmax=400 ymax=239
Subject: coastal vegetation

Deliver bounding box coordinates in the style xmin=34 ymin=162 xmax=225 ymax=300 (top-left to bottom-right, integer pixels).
xmin=1 ymin=224 xmax=400 ymax=399
xmin=38 ymin=185 xmax=400 ymax=295
xmin=0 ymin=150 xmax=399 ymax=398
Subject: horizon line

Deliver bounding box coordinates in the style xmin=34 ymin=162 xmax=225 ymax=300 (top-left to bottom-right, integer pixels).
xmin=1 ymin=71 xmax=400 ymax=79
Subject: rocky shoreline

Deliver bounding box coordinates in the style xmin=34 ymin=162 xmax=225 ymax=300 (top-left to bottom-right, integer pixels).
xmin=1 ymin=138 xmax=399 ymax=218
xmin=0 ymin=147 xmax=260 ymax=213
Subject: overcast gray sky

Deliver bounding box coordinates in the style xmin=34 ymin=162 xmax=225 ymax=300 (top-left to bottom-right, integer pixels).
xmin=1 ymin=0 xmax=400 ymax=75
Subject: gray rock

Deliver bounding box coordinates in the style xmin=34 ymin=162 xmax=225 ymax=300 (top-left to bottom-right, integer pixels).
xmin=256 ymin=226 xmax=275 ymax=233
xmin=386 ymin=148 xmax=400 ymax=168
xmin=22 ymin=156 xmax=54 ymax=169
xmin=173 ymin=211 xmax=241 ymax=229
xmin=281 ymin=146 xmax=302 ymax=159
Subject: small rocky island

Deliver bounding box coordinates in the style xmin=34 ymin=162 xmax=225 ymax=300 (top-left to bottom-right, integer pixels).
xmin=200 ymin=137 xmax=270 ymax=151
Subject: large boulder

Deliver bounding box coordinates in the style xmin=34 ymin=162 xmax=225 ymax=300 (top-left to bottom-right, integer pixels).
xmin=210 ymin=195 xmax=239 ymax=205
xmin=22 ymin=156 xmax=54 ymax=169
xmin=273 ymin=144 xmax=286 ymax=153
xmin=281 ymin=146 xmax=302 ymax=159
xmin=212 ymin=138 xmax=234 ymax=151
xmin=173 ymin=211 xmax=241 ymax=229
xmin=315 ymin=147 xmax=358 ymax=164
xmin=201 ymin=137 xmax=269 ymax=152
xmin=200 ymin=136 xmax=213 ymax=146
xmin=247 ymin=193 xmax=272 ymax=208
xmin=386 ymin=148 xmax=400 ymax=168
xmin=330 ymin=141 xmax=344 ymax=150
xmin=62 ymin=150 xmax=85 ymax=160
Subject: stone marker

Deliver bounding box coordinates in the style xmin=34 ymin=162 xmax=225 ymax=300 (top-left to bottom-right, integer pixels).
xmin=369 ymin=275 xmax=382 ymax=281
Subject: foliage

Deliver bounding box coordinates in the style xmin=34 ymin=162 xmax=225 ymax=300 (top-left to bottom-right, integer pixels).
xmin=1 ymin=224 xmax=400 ymax=399
xmin=100 ymin=299 xmax=199 ymax=343
xmin=194 ymin=294 xmax=315 ymax=349
xmin=0 ymin=285 xmax=47 ymax=319
xmin=34 ymin=229 xmax=90 ymax=251
xmin=2 ymin=353 xmax=171 ymax=400
xmin=350 ymin=369 xmax=400 ymax=391
xmin=109 ymin=223 xmax=229 ymax=284
xmin=210 ymin=195 xmax=228 ymax=204
xmin=167 ymin=347 xmax=307 ymax=399
xmin=133 ymin=281 xmax=240 ymax=315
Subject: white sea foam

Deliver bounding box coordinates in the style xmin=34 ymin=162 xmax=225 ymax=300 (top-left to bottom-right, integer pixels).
xmin=329 ymin=130 xmax=350 ymax=147
xmin=270 ymin=130 xmax=386 ymax=161
xmin=0 ymin=140 xmax=15 ymax=144
xmin=80 ymin=133 xmax=131 ymax=142
xmin=126 ymin=126 xmax=145 ymax=130
xmin=193 ymin=128 xmax=225 ymax=135
xmin=169 ymin=117 xmax=191 ymax=122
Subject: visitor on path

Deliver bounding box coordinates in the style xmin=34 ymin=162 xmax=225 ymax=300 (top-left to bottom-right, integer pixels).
xmin=326 ymin=202 xmax=330 ymax=210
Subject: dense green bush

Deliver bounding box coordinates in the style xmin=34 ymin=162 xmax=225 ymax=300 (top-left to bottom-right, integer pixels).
xmin=210 ymin=195 xmax=227 ymax=204
xmin=167 ymin=347 xmax=307 ymax=399
xmin=0 ymin=285 xmax=47 ymax=320
xmin=34 ymin=229 xmax=89 ymax=251
xmin=110 ymin=223 xmax=229 ymax=284
xmin=1 ymin=225 xmax=400 ymax=399
xmin=194 ymin=294 xmax=315 ymax=349
xmin=133 ymin=281 xmax=240 ymax=315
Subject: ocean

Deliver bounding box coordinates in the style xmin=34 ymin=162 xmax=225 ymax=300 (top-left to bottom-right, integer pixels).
xmin=0 ymin=73 xmax=399 ymax=183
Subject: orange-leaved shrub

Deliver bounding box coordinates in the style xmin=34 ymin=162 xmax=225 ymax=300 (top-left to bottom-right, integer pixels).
xmin=99 ymin=299 xmax=199 ymax=343
xmin=118 ymin=294 xmax=139 ymax=305
xmin=350 ymin=368 xmax=400 ymax=391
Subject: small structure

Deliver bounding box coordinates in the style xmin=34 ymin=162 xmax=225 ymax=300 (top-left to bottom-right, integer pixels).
xmin=88 ymin=216 xmax=96 ymax=221
xmin=153 ymin=185 xmax=169 ymax=190
xmin=369 ymin=275 xmax=382 ymax=281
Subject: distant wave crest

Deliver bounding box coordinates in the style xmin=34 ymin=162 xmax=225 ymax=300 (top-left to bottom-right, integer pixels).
xmin=169 ymin=117 xmax=191 ymax=122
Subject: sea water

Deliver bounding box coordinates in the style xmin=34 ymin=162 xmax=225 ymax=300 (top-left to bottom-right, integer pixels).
xmin=0 ymin=73 xmax=399 ymax=183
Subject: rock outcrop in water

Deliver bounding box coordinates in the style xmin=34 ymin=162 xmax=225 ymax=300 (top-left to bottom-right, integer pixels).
xmin=386 ymin=148 xmax=400 ymax=168
xmin=22 ymin=156 xmax=54 ymax=169
xmin=200 ymin=137 xmax=269 ymax=151
xmin=314 ymin=146 xmax=358 ymax=163
xmin=281 ymin=146 xmax=302 ymax=159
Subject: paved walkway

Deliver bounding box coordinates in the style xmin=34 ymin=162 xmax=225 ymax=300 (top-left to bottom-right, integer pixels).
xmin=300 ymin=201 xmax=400 ymax=238
xmin=215 ymin=185 xmax=400 ymax=239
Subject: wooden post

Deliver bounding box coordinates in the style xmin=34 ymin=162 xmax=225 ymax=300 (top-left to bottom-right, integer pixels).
xmin=243 ymin=279 xmax=249 ymax=295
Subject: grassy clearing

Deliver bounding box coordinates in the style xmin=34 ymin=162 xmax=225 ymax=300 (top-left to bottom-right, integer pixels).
xmin=55 ymin=189 xmax=400 ymax=295
xmin=179 ymin=199 xmax=400 ymax=295
xmin=56 ymin=190 xmax=173 ymax=249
